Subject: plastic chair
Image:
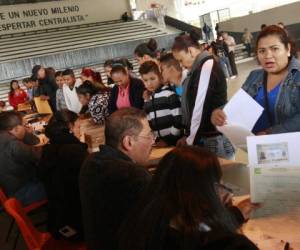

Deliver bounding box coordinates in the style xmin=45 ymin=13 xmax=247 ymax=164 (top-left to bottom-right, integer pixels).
xmin=0 ymin=187 xmax=48 ymax=213
xmin=4 ymin=198 xmax=86 ymax=250
xmin=0 ymin=187 xmax=48 ymax=248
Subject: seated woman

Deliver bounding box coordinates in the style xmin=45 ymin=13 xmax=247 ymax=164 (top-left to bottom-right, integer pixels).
xmin=108 ymin=65 xmax=144 ymax=114
xmin=8 ymin=80 xmax=28 ymax=110
xmin=76 ymin=81 xmax=110 ymax=124
xmin=118 ymin=146 xmax=258 ymax=250
xmin=38 ymin=110 xmax=88 ymax=241
xmin=212 ymin=25 xmax=300 ymax=134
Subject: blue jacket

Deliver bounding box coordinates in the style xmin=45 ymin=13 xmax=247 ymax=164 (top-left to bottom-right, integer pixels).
xmin=242 ymin=57 xmax=300 ymax=133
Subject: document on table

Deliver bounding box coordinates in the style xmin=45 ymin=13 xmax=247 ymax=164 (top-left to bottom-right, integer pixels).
xmin=217 ymin=89 xmax=263 ymax=149
xmin=247 ymin=132 xmax=300 ymax=167
xmin=247 ymin=132 xmax=300 ymax=218
xmin=250 ymin=167 xmax=300 ymax=217
xmin=34 ymin=97 xmax=53 ymax=114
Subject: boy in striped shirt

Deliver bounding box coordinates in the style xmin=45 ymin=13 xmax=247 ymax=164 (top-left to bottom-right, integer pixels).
xmin=140 ymin=61 xmax=182 ymax=147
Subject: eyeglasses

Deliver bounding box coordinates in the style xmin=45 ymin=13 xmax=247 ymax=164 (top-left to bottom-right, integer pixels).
xmin=136 ymin=131 xmax=157 ymax=142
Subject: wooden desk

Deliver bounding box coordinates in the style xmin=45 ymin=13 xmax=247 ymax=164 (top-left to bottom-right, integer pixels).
xmin=78 ymin=118 xmax=105 ymax=152
xmin=149 ymin=147 xmax=174 ymax=164
xmin=149 ymin=146 xmax=244 ymax=167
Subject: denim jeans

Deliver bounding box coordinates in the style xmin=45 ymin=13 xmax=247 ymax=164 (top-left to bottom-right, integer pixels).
xmin=14 ymin=181 xmax=47 ymax=206
xmin=244 ymin=43 xmax=251 ymax=57
xmin=197 ymin=135 xmax=235 ymax=160
xmin=219 ymin=57 xmax=232 ymax=78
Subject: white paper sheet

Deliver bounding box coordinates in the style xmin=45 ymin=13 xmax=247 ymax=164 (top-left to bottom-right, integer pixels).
xmin=247 ymin=132 xmax=300 ymax=167
xmin=217 ymin=123 xmax=254 ymax=150
xmin=223 ymin=88 xmax=264 ymax=131
xmin=216 ymin=89 xmax=262 ymax=149
xmin=245 ymin=134 xmax=300 ymax=249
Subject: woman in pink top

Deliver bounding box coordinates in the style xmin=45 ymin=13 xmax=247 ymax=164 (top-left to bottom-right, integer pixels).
xmin=108 ymin=65 xmax=145 ymax=114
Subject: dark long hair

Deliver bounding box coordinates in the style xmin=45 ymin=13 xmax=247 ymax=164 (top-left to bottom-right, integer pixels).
xmin=9 ymin=80 xmax=20 ymax=96
xmin=172 ymin=29 xmax=202 ymax=52
xmin=118 ymin=146 xmax=237 ymax=250
xmin=134 ymin=38 xmax=158 ymax=58
xmin=76 ymin=80 xmax=98 ymax=96
xmin=45 ymin=110 xmax=78 ymax=139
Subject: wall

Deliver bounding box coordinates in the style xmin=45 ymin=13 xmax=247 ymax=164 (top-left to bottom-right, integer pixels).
xmin=0 ymin=0 xmax=130 ymax=34
xmin=219 ymin=1 xmax=300 ymax=33
xmin=135 ymin=0 xmax=178 ymax=19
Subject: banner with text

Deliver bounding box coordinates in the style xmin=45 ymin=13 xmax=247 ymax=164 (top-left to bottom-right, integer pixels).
xmin=0 ymin=0 xmax=129 ymax=34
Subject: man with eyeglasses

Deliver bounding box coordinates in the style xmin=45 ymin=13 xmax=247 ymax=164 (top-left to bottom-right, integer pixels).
xmin=0 ymin=111 xmax=46 ymax=206
xmin=79 ymin=107 xmax=153 ymax=250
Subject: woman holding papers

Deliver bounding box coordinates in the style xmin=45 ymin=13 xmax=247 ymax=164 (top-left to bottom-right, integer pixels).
xmin=172 ymin=29 xmax=234 ymax=159
xmin=212 ymin=25 xmax=300 ymax=135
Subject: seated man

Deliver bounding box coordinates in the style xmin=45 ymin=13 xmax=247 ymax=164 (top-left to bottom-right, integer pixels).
xmin=0 ymin=111 xmax=46 ymax=206
xmin=80 ymin=108 xmax=153 ymax=250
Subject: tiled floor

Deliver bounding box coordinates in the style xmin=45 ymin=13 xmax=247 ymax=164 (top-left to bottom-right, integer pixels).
xmin=0 ymin=58 xmax=260 ymax=250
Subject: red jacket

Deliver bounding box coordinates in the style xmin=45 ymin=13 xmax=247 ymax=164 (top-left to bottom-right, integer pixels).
xmin=9 ymin=89 xmax=28 ymax=109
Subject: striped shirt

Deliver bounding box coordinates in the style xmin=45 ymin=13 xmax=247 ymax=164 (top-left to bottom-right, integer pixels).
xmin=144 ymin=85 xmax=182 ymax=146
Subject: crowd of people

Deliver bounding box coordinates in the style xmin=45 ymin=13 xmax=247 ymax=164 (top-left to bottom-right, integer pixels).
xmin=0 ymin=23 xmax=299 ymax=250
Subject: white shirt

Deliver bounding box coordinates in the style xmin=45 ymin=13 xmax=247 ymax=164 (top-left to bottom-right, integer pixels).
xmin=63 ymin=78 xmax=82 ymax=113
xmin=224 ymin=36 xmax=236 ymax=52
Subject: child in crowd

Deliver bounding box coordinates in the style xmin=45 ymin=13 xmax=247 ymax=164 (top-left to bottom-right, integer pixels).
xmin=104 ymin=60 xmax=114 ymax=85
xmin=159 ymin=53 xmax=188 ymax=97
xmin=8 ymin=80 xmax=28 ymax=110
xmin=140 ymin=61 xmax=182 ymax=147
xmin=28 ymin=77 xmax=41 ymax=98
xmin=62 ymin=69 xmax=82 ymax=113
xmin=22 ymin=78 xmax=34 ymax=101
xmin=55 ymin=71 xmax=67 ymax=111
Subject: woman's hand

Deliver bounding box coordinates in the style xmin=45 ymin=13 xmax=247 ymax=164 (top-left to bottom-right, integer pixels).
xmin=211 ymin=109 xmax=227 ymax=127
xmin=236 ymin=198 xmax=261 ymax=221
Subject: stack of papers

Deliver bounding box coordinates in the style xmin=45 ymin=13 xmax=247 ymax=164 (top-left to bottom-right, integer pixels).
xmin=245 ymin=133 xmax=300 ymax=248
xmin=217 ymin=89 xmax=264 ymax=150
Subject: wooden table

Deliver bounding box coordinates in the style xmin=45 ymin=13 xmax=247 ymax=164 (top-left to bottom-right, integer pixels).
xmin=149 ymin=146 xmax=243 ymax=167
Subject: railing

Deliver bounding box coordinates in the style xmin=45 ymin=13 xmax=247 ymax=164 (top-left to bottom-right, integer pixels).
xmin=164 ymin=15 xmax=202 ymax=38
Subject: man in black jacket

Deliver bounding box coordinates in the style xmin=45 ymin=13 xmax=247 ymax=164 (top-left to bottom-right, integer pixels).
xmin=79 ymin=108 xmax=153 ymax=250
xmin=0 ymin=111 xmax=46 ymax=206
